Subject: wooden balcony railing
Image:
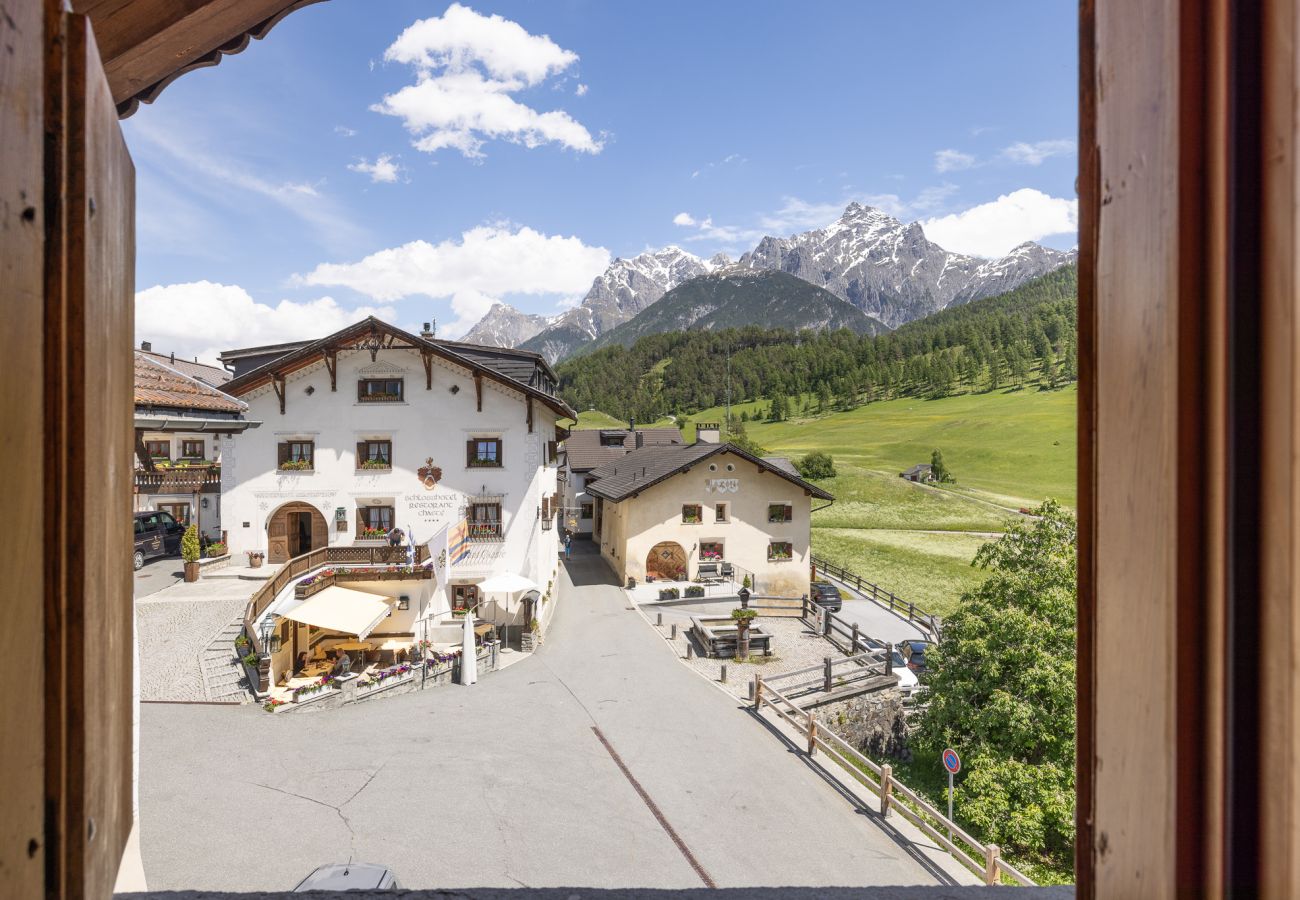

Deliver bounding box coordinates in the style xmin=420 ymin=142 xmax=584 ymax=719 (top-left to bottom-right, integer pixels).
xmin=134 ymin=464 xmax=221 ymax=491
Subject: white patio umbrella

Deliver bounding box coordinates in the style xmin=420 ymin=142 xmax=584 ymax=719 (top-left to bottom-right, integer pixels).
xmin=475 ymin=572 xmax=538 ymax=620
xmin=459 ymin=609 xmax=477 ymax=686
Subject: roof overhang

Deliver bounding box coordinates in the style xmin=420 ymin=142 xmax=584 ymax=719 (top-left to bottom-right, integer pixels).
xmin=222 ymin=317 xmax=576 ymax=419
xmin=72 ymin=0 xmax=331 ymax=118
xmin=133 ymin=415 xmax=260 ymax=433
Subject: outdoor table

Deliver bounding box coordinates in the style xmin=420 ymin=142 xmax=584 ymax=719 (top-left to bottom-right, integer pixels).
xmin=332 ymin=641 xmax=373 ymax=652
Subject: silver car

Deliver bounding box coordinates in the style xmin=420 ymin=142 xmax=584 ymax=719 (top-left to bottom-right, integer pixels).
xmin=293 ymin=863 xmax=399 ymax=891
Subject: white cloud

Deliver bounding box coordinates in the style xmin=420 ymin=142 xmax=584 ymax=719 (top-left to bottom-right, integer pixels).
xmin=921 ymin=188 xmax=1078 ymax=257
xmin=135 ymin=282 xmax=396 ymax=366
xmin=672 ymin=212 xmax=697 ymax=227
xmin=334 ymin=125 xmax=357 ymax=137
xmin=375 ymin=4 xmax=600 ymax=159
xmin=294 ymin=224 xmax=610 ymax=336
xmin=348 ymin=154 xmax=402 ymax=183
xmin=1001 ymin=139 xmax=1076 ymax=166
xmin=575 ymin=83 xmax=588 ymax=96
xmin=934 ymin=148 xmax=977 ymax=173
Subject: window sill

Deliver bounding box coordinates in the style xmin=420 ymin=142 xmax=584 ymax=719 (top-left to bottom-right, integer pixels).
xmin=356 ymin=468 xmax=393 ymax=474
xmin=354 ymin=401 xmax=408 ymax=407
xmin=277 ymin=468 xmax=315 ymax=475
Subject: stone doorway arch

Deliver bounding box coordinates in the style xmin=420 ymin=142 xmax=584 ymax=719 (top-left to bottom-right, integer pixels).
xmin=266 ymin=501 xmax=328 ymax=563
xmin=646 ymin=541 xmax=687 ymax=581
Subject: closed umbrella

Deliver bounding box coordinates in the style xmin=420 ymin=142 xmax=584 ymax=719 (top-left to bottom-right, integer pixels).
xmin=459 ymin=609 xmax=477 ymax=686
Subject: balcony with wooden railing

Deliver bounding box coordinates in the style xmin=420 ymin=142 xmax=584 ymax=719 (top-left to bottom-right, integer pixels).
xmin=133 ymin=462 xmax=221 ymax=493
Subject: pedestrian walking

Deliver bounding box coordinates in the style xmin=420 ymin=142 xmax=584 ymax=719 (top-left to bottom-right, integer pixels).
xmin=564 ymin=532 xmax=572 ymax=560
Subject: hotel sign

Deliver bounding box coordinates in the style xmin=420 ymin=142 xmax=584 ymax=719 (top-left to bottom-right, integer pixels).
xmin=705 ymin=478 xmax=739 ymax=494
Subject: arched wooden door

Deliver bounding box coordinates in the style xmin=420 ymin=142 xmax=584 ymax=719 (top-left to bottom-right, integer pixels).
xmin=646 ymin=541 xmax=687 ymax=581
xmin=267 ymin=502 xmax=327 ymax=563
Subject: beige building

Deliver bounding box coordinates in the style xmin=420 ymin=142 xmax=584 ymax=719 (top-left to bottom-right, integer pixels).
xmin=586 ymin=433 xmax=833 ymax=597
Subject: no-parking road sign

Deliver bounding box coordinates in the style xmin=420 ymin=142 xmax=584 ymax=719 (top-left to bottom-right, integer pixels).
xmin=943 ymin=747 xmax=961 ymax=775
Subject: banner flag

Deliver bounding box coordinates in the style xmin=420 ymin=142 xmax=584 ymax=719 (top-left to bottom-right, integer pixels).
xmin=449 ymin=518 xmax=471 ymax=565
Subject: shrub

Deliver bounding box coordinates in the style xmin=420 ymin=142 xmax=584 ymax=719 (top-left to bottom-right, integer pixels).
xmin=180 ymin=524 xmax=200 ymax=563
xmin=684 ymin=585 xmax=705 ymax=598
xmin=240 ymin=651 xmax=259 ymax=669
xmin=206 ymin=541 xmax=227 ymax=558
xmin=796 ymin=450 xmax=837 ymax=480
xmin=730 ymin=608 xmax=758 ymax=622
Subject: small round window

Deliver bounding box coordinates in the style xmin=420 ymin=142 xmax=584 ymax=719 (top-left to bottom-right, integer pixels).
xmin=725 ymin=463 xmax=736 ymax=472
xmin=708 ymin=463 xmax=718 ymax=472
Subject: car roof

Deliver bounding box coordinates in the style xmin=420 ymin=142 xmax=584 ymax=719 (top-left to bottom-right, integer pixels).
xmin=294 ymin=863 xmax=393 ymax=890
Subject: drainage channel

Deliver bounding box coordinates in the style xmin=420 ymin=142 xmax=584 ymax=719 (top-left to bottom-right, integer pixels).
xmin=590 ymin=726 xmax=716 ymax=889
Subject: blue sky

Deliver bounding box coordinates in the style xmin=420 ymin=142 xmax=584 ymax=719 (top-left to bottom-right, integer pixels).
xmin=127 ymin=0 xmax=1078 ymax=362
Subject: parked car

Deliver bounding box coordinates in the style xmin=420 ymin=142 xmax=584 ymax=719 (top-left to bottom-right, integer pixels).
xmin=133 ymin=510 xmax=184 ymax=571
xmin=809 ymin=581 xmax=843 ymax=612
xmin=292 ymin=864 xmax=400 ymax=891
xmin=899 ymin=639 xmax=932 ymax=673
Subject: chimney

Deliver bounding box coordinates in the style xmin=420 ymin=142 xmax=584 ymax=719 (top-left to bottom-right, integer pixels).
xmin=421 ymin=320 xmax=436 ymax=339
xmin=169 ymin=352 xmax=175 ymax=364
xmin=140 ymin=340 xmax=152 ymax=352
xmin=696 ymin=422 xmax=721 ymax=444
xmin=628 ymin=417 xmax=635 ymax=432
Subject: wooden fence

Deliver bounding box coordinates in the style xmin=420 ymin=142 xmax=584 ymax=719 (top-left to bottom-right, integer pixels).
xmin=753 ymin=675 xmax=1034 ymax=887
xmin=811 ymin=553 xmax=942 ymax=639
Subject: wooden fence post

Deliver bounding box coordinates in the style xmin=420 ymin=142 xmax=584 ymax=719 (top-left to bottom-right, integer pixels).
xmin=880 ymin=764 xmax=893 ymax=817
xmin=908 ymin=602 xmax=915 ymax=621
xmin=824 ymin=657 xmax=833 ymax=692
xmin=984 ymin=844 xmax=1001 ymax=885
xmin=753 ymin=675 xmax=763 ymax=710
xmin=806 ymin=711 xmax=817 ymax=755
xmin=851 ymin=622 xmax=860 ymax=652
xmin=720 ymin=663 xmax=727 ymax=684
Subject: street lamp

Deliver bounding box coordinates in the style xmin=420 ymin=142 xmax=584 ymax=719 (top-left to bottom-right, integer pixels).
xmin=259 ymin=617 xmax=280 ymax=653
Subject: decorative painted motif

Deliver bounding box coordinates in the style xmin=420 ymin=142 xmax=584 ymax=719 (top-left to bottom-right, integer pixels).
xmin=705 ymin=478 xmax=740 ymax=494
xmin=417 ymin=457 xmax=443 ymax=490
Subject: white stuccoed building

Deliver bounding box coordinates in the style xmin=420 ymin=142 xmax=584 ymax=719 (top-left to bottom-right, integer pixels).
xmin=218 ymin=318 xmax=572 ymax=649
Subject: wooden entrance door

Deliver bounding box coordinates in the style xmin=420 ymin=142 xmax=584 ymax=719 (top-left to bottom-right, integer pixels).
xmin=646 ymin=542 xmax=687 ymax=581
xmin=267 ymin=502 xmax=326 ymax=563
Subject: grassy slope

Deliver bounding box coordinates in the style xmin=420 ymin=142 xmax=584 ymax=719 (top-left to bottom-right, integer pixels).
xmin=656 ymin=385 xmax=1078 ymax=616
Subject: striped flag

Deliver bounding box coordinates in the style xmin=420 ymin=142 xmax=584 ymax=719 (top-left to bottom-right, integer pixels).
xmin=449 ymin=518 xmax=471 ymax=565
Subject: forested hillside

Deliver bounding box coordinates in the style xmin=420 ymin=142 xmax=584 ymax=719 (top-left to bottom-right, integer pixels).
xmin=556 ymin=265 xmax=1078 ymax=423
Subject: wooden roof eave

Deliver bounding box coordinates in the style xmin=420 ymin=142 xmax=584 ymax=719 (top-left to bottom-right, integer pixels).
xmin=70 ymin=0 xmax=330 ymax=119
xmin=222 ymin=318 xmax=575 ymax=419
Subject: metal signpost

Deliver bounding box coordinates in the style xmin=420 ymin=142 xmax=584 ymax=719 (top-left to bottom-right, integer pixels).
xmin=942 ymin=747 xmax=961 ymax=842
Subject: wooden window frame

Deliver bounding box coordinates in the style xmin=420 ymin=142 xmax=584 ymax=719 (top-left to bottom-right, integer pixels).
xmin=766 ymin=540 xmax=793 ymax=562
xmin=580 ymin=502 xmax=594 ymax=520
xmin=277 ymin=440 xmax=314 ymax=471
xmin=180 ymin=439 xmax=204 ymax=459
xmin=356 ymin=439 xmax=392 ymax=471
xmin=466 ymin=437 xmax=503 ymax=468
xmin=469 ymin=502 xmax=502 ymax=540
xmin=700 ymin=540 xmax=725 ymax=561
xmin=144 ymin=439 xmax=169 ymax=460
xmin=681 ymin=503 xmax=702 ymax=524
xmin=157 ymin=503 xmax=189 ymax=527
xmin=356 ymin=505 xmax=394 ymax=540
xmin=356 ymin=377 xmax=404 ymax=403
xmin=714 ymin=502 xmax=728 ymax=523
xmin=767 ymin=502 xmax=793 ymax=524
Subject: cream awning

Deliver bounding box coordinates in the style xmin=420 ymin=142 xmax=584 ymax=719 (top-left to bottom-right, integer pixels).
xmin=281 ymin=586 xmax=391 ymax=639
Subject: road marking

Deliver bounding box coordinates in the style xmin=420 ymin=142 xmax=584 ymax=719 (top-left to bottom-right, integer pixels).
xmin=590 ymin=726 xmax=716 ymax=888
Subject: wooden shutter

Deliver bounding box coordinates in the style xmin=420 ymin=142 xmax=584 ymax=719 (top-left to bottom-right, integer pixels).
xmin=277 ymin=442 xmax=289 ymax=466
xmin=547 ymin=440 xmax=557 ymax=463
xmin=495 ymin=438 xmax=503 ymax=463
xmin=357 ymin=379 xmax=365 ymax=402
xmin=466 ymin=438 xmax=476 ymax=465
xmin=356 ymin=441 xmax=366 ymax=465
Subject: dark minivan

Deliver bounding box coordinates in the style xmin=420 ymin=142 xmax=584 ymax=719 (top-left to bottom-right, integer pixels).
xmin=133 ymin=510 xmax=184 ymax=570
xmin=809 ymin=581 xmax=843 ymax=612
xmin=900 ymin=639 xmax=932 ymax=672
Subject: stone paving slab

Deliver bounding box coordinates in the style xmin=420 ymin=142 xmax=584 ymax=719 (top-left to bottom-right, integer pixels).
xmin=137 ymin=579 xmax=260 ymax=701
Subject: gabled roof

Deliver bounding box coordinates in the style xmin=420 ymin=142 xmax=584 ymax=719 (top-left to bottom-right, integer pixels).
xmin=221 ymin=317 xmax=575 ymax=419
xmin=138 ymin=349 xmax=231 ymax=385
xmin=585 ymin=441 xmax=834 ymax=502
xmin=134 ymin=352 xmax=245 ymax=414
xmin=563 ymin=428 xmax=684 ymax=472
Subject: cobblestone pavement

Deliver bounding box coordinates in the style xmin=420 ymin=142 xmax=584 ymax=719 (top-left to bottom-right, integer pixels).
xmin=136 ymin=579 xmax=258 ymax=701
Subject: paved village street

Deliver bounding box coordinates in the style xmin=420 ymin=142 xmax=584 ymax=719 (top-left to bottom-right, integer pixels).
xmin=138 ymin=544 xmax=973 ymax=892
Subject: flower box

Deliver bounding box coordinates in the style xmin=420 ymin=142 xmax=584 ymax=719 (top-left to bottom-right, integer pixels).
xmin=278 ymin=459 xmax=312 ymax=471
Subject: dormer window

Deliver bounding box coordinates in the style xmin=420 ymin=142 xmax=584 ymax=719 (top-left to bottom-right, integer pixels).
xmin=357 ymin=378 xmax=403 ymax=403
xmin=599 ymin=430 xmax=626 ymax=447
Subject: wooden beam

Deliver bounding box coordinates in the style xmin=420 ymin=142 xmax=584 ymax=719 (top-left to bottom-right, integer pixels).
xmin=527 ymin=395 xmax=534 ymax=433
xmin=421 ymin=348 xmax=432 ymax=390
xmin=323 ymin=348 xmax=336 ymax=391
xmin=474 ymin=371 xmax=482 ymax=412
xmin=272 ymin=372 xmax=285 ymax=415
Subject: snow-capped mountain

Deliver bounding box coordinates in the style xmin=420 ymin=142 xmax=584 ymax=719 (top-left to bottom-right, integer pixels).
xmin=737 ymin=202 xmax=1075 ymax=328
xmin=517 ymin=246 xmax=722 ymax=362
xmin=459 ymin=303 xmax=556 ymax=349
xmin=460 ymin=204 xmax=1075 ymax=361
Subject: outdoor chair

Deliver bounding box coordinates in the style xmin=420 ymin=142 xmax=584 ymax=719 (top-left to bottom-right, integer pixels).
xmin=697 ymin=562 xmax=721 ymax=582
xmin=720 ymin=562 xmax=735 ymax=581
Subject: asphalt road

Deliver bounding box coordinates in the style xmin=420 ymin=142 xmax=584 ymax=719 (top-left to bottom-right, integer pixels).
xmin=134 ymin=554 xmax=183 ymax=598
xmin=138 ymin=545 xmax=963 ymax=892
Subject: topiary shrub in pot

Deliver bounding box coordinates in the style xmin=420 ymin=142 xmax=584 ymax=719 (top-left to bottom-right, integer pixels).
xmin=181 ymin=524 xmax=201 ymax=582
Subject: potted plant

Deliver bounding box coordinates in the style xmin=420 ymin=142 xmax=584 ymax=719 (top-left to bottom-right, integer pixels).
xmin=181 ymin=524 xmax=201 ymax=582
xmin=206 ymin=541 xmax=227 ymax=558
xmin=247 ymin=550 xmax=265 ymax=568
xmin=234 ymin=633 xmax=250 ymax=653
xmin=685 ymin=585 xmax=705 ymax=599
xmin=529 ymin=618 xmax=540 ymax=633
xmin=732 ymin=608 xmax=758 ymax=660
